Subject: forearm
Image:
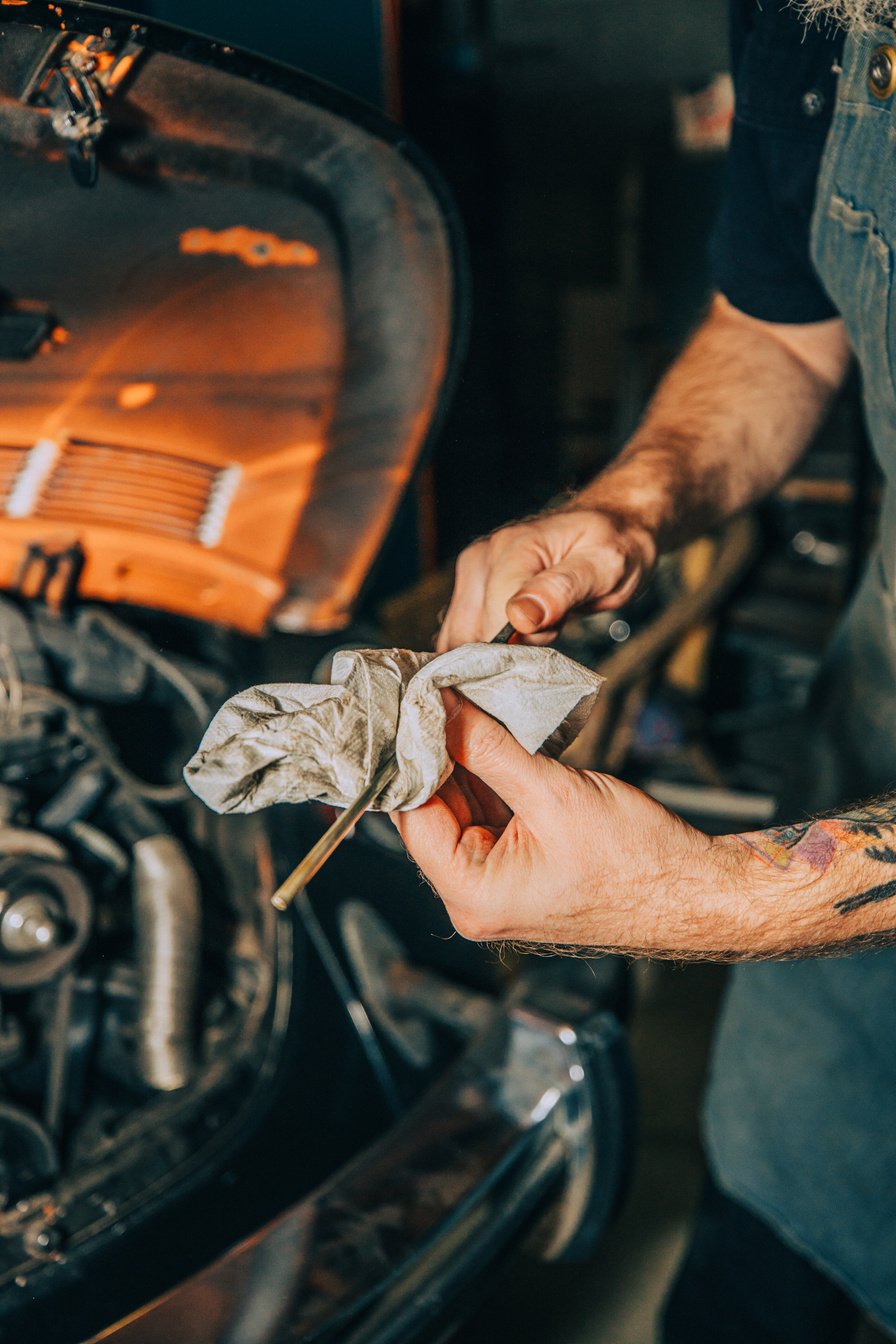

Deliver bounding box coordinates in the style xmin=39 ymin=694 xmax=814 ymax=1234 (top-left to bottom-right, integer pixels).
xmin=570 ymin=294 xmax=851 ymax=554
xmin=611 ymin=799 xmax=896 ymax=964
xmin=527 ymin=800 xmax=896 ymax=965
xmin=721 ymin=800 xmax=896 ymax=958
xmin=393 ymin=696 xmax=896 ymax=963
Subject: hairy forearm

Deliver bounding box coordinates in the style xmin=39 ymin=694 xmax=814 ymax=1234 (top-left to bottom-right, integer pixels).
xmin=723 ymin=799 xmax=896 ymax=958
xmin=606 ymin=799 xmax=896 ymax=964
xmin=504 ymin=799 xmax=896 ymax=966
xmin=570 ymin=294 xmax=851 ymax=554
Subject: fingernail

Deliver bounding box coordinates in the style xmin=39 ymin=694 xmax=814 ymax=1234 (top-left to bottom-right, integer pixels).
xmin=510 ymin=594 xmax=547 ymax=628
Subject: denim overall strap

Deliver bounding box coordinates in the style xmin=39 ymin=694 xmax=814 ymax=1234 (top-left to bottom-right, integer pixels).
xmin=811 ymin=25 xmax=896 ymax=588
xmin=703 ymin=27 xmax=896 ymax=1338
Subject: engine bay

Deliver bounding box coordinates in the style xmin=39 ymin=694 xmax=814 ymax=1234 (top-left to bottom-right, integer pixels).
xmin=0 ymin=594 xmax=288 ymax=1287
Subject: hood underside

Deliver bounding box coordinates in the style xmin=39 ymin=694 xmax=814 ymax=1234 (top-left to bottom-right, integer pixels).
xmin=0 ymin=7 xmax=459 ymax=633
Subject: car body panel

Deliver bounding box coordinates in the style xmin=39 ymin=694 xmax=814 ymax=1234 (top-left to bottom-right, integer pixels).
xmin=0 ymin=6 xmax=461 ymax=633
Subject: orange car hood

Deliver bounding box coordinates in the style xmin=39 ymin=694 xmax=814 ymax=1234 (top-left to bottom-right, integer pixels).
xmin=0 ymin=6 xmax=461 ymax=633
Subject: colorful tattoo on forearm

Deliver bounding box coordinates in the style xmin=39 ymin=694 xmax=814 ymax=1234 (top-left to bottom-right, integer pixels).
xmin=737 ymin=798 xmax=896 ymax=916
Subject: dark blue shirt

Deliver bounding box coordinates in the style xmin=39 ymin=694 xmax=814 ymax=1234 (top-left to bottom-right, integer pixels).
xmin=711 ymin=2 xmax=845 ymax=323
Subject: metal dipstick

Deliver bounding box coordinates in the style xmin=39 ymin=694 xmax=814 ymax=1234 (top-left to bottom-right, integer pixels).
xmin=271 ymin=621 xmax=516 ymax=911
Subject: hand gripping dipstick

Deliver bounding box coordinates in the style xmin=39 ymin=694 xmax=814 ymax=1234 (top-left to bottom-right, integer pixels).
xmin=270 ymin=622 xmax=517 ymax=911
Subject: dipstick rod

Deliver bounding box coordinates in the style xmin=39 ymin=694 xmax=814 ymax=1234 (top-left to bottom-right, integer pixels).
xmin=271 ymin=621 xmax=516 ymax=911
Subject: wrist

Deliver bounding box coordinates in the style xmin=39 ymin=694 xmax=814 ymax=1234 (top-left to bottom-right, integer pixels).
xmin=578 ymin=446 xmax=675 ymax=531
xmin=659 ymin=829 xmax=753 ymax=957
xmin=637 ymin=830 xmax=793 ymax=960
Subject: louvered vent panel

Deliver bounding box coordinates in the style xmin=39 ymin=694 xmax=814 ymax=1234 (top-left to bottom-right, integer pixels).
xmin=35 ymin=442 xmax=219 ymax=541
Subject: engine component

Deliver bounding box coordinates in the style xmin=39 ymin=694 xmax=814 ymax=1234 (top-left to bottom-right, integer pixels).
xmin=36 ymin=765 xmax=108 ymax=833
xmin=339 ymin=901 xmax=433 ymax=1068
xmin=0 ymin=595 xmax=280 ymax=1292
xmin=22 ymin=1211 xmax=67 ymax=1261
xmin=339 ymin=901 xmax=493 ymax=1068
xmin=0 ymin=302 xmax=56 ymax=362
xmin=132 ymin=835 xmax=200 ymax=1092
xmin=0 ymin=854 xmax=91 ymax=990
xmin=21 ymin=30 xmax=144 ymax=187
xmin=0 ymin=1102 xmax=57 ymax=1205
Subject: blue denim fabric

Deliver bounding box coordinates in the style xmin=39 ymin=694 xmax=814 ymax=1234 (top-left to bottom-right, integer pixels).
xmin=704 ymin=27 xmax=896 ymax=1338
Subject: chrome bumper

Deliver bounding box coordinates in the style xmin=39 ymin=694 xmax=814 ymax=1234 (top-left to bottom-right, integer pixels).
xmin=91 ymin=975 xmax=632 ymax=1344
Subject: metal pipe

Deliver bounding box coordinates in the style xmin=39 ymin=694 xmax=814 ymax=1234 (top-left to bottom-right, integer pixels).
xmin=132 ymin=834 xmax=200 ymax=1091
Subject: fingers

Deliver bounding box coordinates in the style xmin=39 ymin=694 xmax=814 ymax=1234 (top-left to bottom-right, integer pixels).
xmin=439 ymin=527 xmax=555 ymax=648
xmin=392 ymin=796 xmax=502 ymax=934
xmin=437 ymin=542 xmax=489 ymax=650
xmin=453 ymin=760 xmax=513 ymax=829
xmin=437 ymin=511 xmax=651 ymax=650
xmin=392 ymin=795 xmax=463 ymax=884
xmin=444 ymin=697 xmax=555 ymax=818
xmin=436 ymin=772 xmax=475 ymax=829
xmin=505 ymin=552 xmax=618 ymax=633
xmin=478 ymin=531 xmax=568 ymax=642
xmin=435 ymin=692 xmax=513 ymax=829
xmin=392 ymin=697 xmax=583 ymax=943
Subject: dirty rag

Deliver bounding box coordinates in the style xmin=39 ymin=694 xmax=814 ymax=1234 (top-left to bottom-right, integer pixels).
xmin=184 ymin=643 xmax=603 ymax=814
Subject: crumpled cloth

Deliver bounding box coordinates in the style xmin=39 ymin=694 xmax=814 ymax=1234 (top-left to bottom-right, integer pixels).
xmin=184 ymin=643 xmax=603 ymax=814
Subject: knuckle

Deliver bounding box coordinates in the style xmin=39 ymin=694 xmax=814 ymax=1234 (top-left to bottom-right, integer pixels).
xmin=554 ymin=769 xmax=582 ymax=811
xmin=591 ymin=551 xmax=626 ymax=590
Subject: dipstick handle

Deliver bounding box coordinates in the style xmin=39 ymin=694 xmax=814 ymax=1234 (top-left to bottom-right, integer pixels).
xmin=270 ymin=622 xmax=516 ymax=911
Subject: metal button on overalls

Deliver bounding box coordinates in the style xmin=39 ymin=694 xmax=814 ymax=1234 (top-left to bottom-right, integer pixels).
xmin=868 ymin=44 xmax=896 ymax=99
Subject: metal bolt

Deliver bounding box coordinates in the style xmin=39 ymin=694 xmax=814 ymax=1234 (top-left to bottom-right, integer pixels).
xmin=24 ymin=1221 xmax=65 ymax=1258
xmin=0 ymin=894 xmax=61 ymax=956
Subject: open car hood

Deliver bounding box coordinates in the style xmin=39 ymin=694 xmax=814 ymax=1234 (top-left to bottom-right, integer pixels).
xmin=0 ymin=4 xmax=464 ymax=633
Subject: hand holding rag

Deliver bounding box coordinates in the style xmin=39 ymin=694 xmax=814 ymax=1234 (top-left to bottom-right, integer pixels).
xmin=184 ymin=643 xmax=603 ymax=815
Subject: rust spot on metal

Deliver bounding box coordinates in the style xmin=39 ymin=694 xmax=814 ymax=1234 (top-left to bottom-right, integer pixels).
xmin=179 ymin=227 xmax=319 ymax=269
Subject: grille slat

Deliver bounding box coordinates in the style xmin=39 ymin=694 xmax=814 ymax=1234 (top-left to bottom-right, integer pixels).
xmin=0 ymin=441 xmax=226 ymax=543
xmin=45 ymin=486 xmax=213 ymax=510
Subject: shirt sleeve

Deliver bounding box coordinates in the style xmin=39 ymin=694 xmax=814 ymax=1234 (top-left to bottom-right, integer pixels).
xmin=710 ymin=0 xmax=844 ymax=324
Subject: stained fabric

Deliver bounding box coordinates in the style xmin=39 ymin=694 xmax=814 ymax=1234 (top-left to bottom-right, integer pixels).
xmin=184 ymin=643 xmax=603 ymax=814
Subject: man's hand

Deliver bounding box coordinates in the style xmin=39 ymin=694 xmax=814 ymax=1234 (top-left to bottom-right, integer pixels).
xmin=436 ymin=509 xmax=656 ymax=650
xmin=437 ymin=296 xmax=850 ymax=652
xmin=394 ymin=696 xmax=896 ymax=962
xmin=392 ymin=692 xmax=746 ymax=955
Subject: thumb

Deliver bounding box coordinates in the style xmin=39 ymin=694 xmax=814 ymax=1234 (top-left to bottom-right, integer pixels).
xmin=446 ymin=696 xmax=555 ymax=817
xmin=506 ymin=555 xmax=609 ymax=632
